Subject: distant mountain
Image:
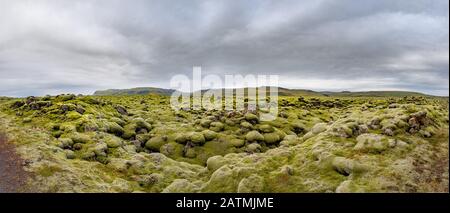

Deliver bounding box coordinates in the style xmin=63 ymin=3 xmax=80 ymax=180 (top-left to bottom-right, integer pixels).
xmin=321 ymin=90 xmax=432 ymax=97
xmin=0 ymin=96 xmax=13 ymax=101
xmin=93 ymin=86 xmax=434 ymax=97
xmin=195 ymin=87 xmax=324 ymax=96
xmin=93 ymin=87 xmax=175 ymax=96
xmin=278 ymin=87 xmax=325 ymax=96
xmin=198 ymin=87 xmax=432 ymax=97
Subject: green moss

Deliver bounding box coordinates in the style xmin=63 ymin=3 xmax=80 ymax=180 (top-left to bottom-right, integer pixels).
xmin=200 ymin=119 xmax=212 ymax=128
xmin=133 ymin=117 xmax=152 ymax=131
xmin=206 ymin=155 xmax=226 ymax=171
xmin=70 ymin=132 xmax=91 ymax=144
xmin=245 ymin=113 xmax=259 ymax=123
xmin=122 ymin=123 xmax=137 ymax=139
xmin=58 ymin=138 xmax=74 ymax=149
xmin=259 ymin=124 xmax=275 ymax=133
xmin=1 ymin=93 xmax=448 ymax=193
xmin=354 ymin=133 xmax=389 ymax=153
xmin=103 ymin=135 xmax=123 ymax=148
xmin=106 ymin=122 xmax=125 ymax=136
xmin=209 ymin=122 xmax=224 ymax=132
xmin=60 ymin=123 xmax=77 ymax=133
xmin=145 ymin=135 xmax=168 ymax=151
xmin=65 ymin=150 xmax=76 ymax=159
xmin=245 ymin=130 xmax=264 ymax=142
xmin=37 ymin=165 xmax=63 ymax=177
xmin=174 ymin=133 xmax=189 ymax=144
xmin=66 ymin=111 xmax=82 ymax=120
xmin=237 ymin=174 xmax=265 ymax=192
xmin=189 ymin=132 xmax=206 ymax=144
xmin=240 ymin=121 xmax=253 ymax=129
xmin=263 ymin=132 xmax=281 ymax=144
xmin=230 ymin=139 xmax=245 ymax=147
xmin=194 ymin=141 xmax=235 ymax=164
xmin=246 ymin=143 xmax=262 ymax=153
xmin=202 ymin=130 xmax=217 ymax=141
xmin=160 ymin=142 xmax=184 ymax=159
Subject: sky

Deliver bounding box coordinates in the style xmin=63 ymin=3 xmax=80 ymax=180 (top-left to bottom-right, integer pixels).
xmin=0 ymin=0 xmax=448 ymax=97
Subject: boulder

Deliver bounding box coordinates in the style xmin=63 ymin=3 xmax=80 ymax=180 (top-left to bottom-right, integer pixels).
xmin=163 ymin=179 xmax=197 ymax=193
xmin=72 ymin=143 xmax=83 ymax=150
xmin=104 ymin=136 xmax=123 ymax=148
xmin=246 ymin=143 xmax=262 ymax=153
xmin=311 ymin=123 xmax=328 ymax=134
xmin=75 ymin=107 xmax=85 ymax=114
xmin=229 ymin=139 xmax=245 ymax=147
xmin=135 ymin=134 xmax=151 ymax=144
xmin=209 ymin=122 xmax=225 ymax=132
xmin=58 ymin=138 xmax=73 ymax=149
xmin=145 ymin=136 xmax=167 ymax=151
xmin=332 ymin=157 xmax=367 ymax=176
xmin=237 ymin=174 xmax=265 ymax=193
xmin=183 ymin=147 xmax=196 ymax=158
xmin=93 ymin=142 xmax=108 ymax=157
xmin=115 ymin=105 xmax=128 ymax=115
xmin=10 ymin=100 xmax=25 ymax=109
xmin=133 ymin=118 xmax=152 ymax=131
xmin=206 ymin=155 xmax=226 ymax=172
xmin=259 ymin=124 xmax=275 ymax=133
xmin=110 ymin=117 xmax=126 ymax=126
xmin=290 ymin=122 xmax=306 ymax=134
xmin=419 ymin=130 xmax=432 ymax=138
xmin=240 ymin=121 xmax=253 ymax=129
xmin=408 ymin=111 xmax=429 ymax=132
xmin=203 ymin=166 xmax=238 ymax=192
xmin=159 ymin=142 xmax=184 ymax=158
xmin=335 ymin=180 xmax=353 ymax=193
xmin=200 ymin=119 xmax=212 ymax=128
xmin=175 ymin=133 xmax=189 ymax=144
xmin=107 ymin=158 xmax=129 ymax=173
xmin=135 ymin=174 xmax=163 ymax=187
xmin=189 ymin=132 xmax=206 ymax=144
xmin=202 ymin=130 xmax=217 ymax=141
xmin=122 ymin=124 xmax=137 ymax=139
xmin=66 ymin=111 xmax=82 ymax=120
xmin=263 ymin=132 xmax=281 ymax=144
xmin=65 ymin=150 xmax=76 ymax=159
xmin=60 ymin=104 xmax=76 ymax=113
xmin=81 ymin=151 xmax=95 ymax=160
xmin=355 ymin=124 xmax=369 ymax=135
xmin=354 ymin=133 xmax=389 ymax=153
xmin=383 ymin=128 xmax=394 ymax=136
xmin=245 ymin=131 xmax=264 ymax=142
xmin=70 ymin=133 xmax=90 ymax=144
xmin=245 ymin=113 xmax=259 ymax=123
xmin=107 ymin=122 xmax=125 ymax=136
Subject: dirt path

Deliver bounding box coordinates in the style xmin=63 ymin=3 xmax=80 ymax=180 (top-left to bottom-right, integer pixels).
xmin=0 ymin=132 xmax=29 ymax=192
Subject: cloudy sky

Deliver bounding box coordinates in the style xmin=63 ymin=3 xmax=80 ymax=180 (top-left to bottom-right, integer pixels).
xmin=0 ymin=0 xmax=448 ymax=97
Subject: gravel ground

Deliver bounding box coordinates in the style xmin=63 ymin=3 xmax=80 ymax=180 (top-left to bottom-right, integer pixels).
xmin=0 ymin=132 xmax=29 ymax=192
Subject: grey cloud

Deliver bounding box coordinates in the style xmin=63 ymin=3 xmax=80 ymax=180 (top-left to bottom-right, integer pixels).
xmin=0 ymin=0 xmax=448 ymax=97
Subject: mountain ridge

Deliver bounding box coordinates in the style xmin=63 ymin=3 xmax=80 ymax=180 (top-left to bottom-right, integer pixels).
xmin=93 ymin=87 xmax=176 ymax=96
xmin=93 ymin=86 xmax=439 ymax=97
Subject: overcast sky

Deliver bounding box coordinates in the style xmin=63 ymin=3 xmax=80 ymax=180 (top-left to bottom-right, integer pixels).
xmin=0 ymin=0 xmax=448 ymax=97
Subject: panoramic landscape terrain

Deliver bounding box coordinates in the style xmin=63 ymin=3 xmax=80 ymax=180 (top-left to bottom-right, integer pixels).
xmin=0 ymin=0 xmax=448 ymax=195
xmin=0 ymin=88 xmax=448 ymax=192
